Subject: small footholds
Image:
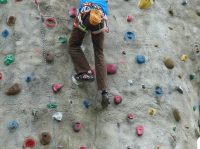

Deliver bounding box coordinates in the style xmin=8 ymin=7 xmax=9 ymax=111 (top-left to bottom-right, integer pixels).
xmin=0 ymin=0 xmax=7 ymax=4
xmin=114 ymin=95 xmax=122 ymax=104
xmin=127 ymin=114 xmax=133 ymax=119
xmin=173 ymin=127 xmax=176 ymax=131
xmin=178 ymin=74 xmax=182 ymax=79
xmin=24 ymin=139 xmax=36 ymax=148
xmin=40 ymin=131 xmax=51 ymax=145
xmin=169 ymin=26 xmax=173 ymax=30
xmin=137 ymin=125 xmax=143 ymax=136
xmin=172 ymin=108 xmax=181 ymax=122
xmin=127 ymin=15 xmax=133 ymax=22
xmin=127 ymin=147 xmax=130 ymax=149
xmin=154 ymin=86 xmax=163 ymax=97
xmin=185 ymin=125 xmax=189 ymax=129
xmin=154 ymin=43 xmax=158 ymax=47
xmin=4 ymin=54 xmax=14 ymax=65
xmin=107 ymin=64 xmax=117 ymax=74
xmin=135 ymin=55 xmax=145 ymax=64
xmin=139 ymin=0 xmax=151 ymax=9
xmin=47 ymin=103 xmax=57 ymax=108
xmin=124 ymin=31 xmax=135 ymax=41
xmin=58 ymin=37 xmax=67 ymax=43
xmin=7 ymin=83 xmax=21 ymax=95
xmin=68 ymin=6 xmax=77 ymax=18
xmin=169 ymin=5 xmax=174 ymax=16
xmin=44 ymin=51 xmax=54 ymax=61
xmin=14 ymin=0 xmax=22 ymax=2
xmin=6 ymin=16 xmax=16 ymax=26
xmin=193 ymin=44 xmax=200 ymax=56
xmin=181 ymin=55 xmax=188 ymax=62
xmin=7 ymin=120 xmax=19 ymax=132
xmin=53 ymin=112 xmax=62 ymax=122
xmin=164 ymin=58 xmax=174 ymax=69
xmin=74 ymin=122 xmax=81 ymax=132
xmin=26 ymin=76 xmax=31 ymax=82
xmin=155 ymin=147 xmax=160 ymax=149
xmin=122 ymin=51 xmax=126 ymax=55
xmin=193 ymin=105 xmax=197 ymax=111
xmin=190 ymin=73 xmax=195 ymax=80
xmin=52 ymin=84 xmax=62 ymax=92
xmin=142 ymin=85 xmax=145 ymax=89
xmin=2 ymin=29 xmax=8 ymax=38
xmin=83 ymin=100 xmax=90 ymax=108
xmin=32 ymin=110 xmax=37 ymax=116
xmin=197 ymin=10 xmax=200 ymax=16
xmin=149 ymin=109 xmax=155 ymax=115
xmin=177 ymin=86 xmax=183 ymax=94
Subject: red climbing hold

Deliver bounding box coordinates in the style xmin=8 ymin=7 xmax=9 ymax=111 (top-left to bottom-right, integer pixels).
xmin=45 ymin=18 xmax=56 ymax=28
xmin=14 ymin=0 xmax=22 ymax=2
xmin=52 ymin=84 xmax=62 ymax=92
xmin=127 ymin=114 xmax=133 ymax=119
xmin=69 ymin=6 xmax=77 ymax=18
xmin=80 ymin=146 xmax=86 ymax=149
xmin=0 ymin=73 xmax=2 ymax=80
xmin=137 ymin=125 xmax=143 ymax=136
xmin=127 ymin=15 xmax=133 ymax=22
xmin=24 ymin=138 xmax=35 ymax=148
xmin=74 ymin=122 xmax=81 ymax=132
xmin=35 ymin=49 xmax=39 ymax=53
xmin=114 ymin=95 xmax=122 ymax=104
xmin=107 ymin=64 xmax=117 ymax=75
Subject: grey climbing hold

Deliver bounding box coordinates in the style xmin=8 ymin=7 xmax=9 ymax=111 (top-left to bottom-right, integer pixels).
xmin=127 ymin=79 xmax=133 ymax=85
xmin=182 ymin=0 xmax=189 ymax=5
xmin=177 ymin=86 xmax=183 ymax=94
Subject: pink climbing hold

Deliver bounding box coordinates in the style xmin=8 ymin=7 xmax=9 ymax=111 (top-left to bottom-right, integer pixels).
xmin=80 ymin=146 xmax=86 ymax=149
xmin=127 ymin=114 xmax=133 ymax=119
xmin=35 ymin=49 xmax=39 ymax=53
xmin=74 ymin=122 xmax=81 ymax=132
xmin=107 ymin=64 xmax=117 ymax=75
xmin=120 ymin=61 xmax=124 ymax=65
xmin=0 ymin=73 xmax=2 ymax=80
xmin=127 ymin=15 xmax=133 ymax=22
xmin=52 ymin=84 xmax=62 ymax=92
xmin=137 ymin=125 xmax=143 ymax=136
xmin=69 ymin=6 xmax=77 ymax=18
xmin=114 ymin=95 xmax=122 ymax=104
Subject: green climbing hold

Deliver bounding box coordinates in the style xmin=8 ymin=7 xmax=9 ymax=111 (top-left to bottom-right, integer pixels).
xmin=173 ymin=127 xmax=176 ymax=131
xmin=47 ymin=103 xmax=57 ymax=108
xmin=0 ymin=0 xmax=7 ymax=4
xmin=58 ymin=37 xmax=67 ymax=43
xmin=4 ymin=55 xmax=14 ymax=65
xmin=193 ymin=105 xmax=197 ymax=111
xmin=190 ymin=73 xmax=195 ymax=80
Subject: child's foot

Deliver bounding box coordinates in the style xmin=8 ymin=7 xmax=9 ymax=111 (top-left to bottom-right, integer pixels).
xmin=101 ymin=92 xmax=110 ymax=108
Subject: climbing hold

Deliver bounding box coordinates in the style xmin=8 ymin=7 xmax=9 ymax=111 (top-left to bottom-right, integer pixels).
xmin=193 ymin=44 xmax=200 ymax=56
xmin=73 ymin=122 xmax=81 ymax=132
xmin=68 ymin=6 xmax=77 ymax=18
xmin=185 ymin=125 xmax=189 ymax=129
xmin=7 ymin=120 xmax=19 ymax=132
xmin=182 ymin=0 xmax=189 ymax=5
xmin=7 ymin=83 xmax=21 ymax=95
xmin=177 ymin=86 xmax=183 ymax=94
xmin=197 ymin=10 xmax=200 ymax=16
xmin=40 ymin=131 xmax=51 ymax=145
xmin=44 ymin=51 xmax=53 ymax=61
xmin=4 ymin=54 xmax=14 ymax=65
xmin=0 ymin=0 xmax=7 ymax=4
xmin=127 ymin=15 xmax=133 ymax=22
xmin=135 ymin=55 xmax=145 ymax=64
xmin=181 ymin=55 xmax=188 ymax=62
xmin=154 ymin=43 xmax=158 ymax=47
xmin=107 ymin=64 xmax=117 ymax=74
xmin=52 ymin=84 xmax=62 ymax=92
xmin=122 ymin=51 xmax=126 ymax=55
xmin=45 ymin=18 xmax=56 ymax=28
xmin=47 ymin=103 xmax=57 ymax=108
xmin=142 ymin=85 xmax=145 ymax=89
xmin=2 ymin=29 xmax=8 ymax=38
xmin=124 ymin=31 xmax=135 ymax=41
xmin=127 ymin=79 xmax=133 ymax=85
xmin=195 ymin=127 xmax=200 ymax=137
xmin=35 ymin=49 xmax=39 ymax=53
xmin=155 ymin=147 xmax=160 ymax=149
xmin=154 ymin=86 xmax=163 ymax=97
xmin=190 ymin=73 xmax=195 ymax=80
xmin=169 ymin=5 xmax=174 ymax=16
xmin=26 ymin=76 xmax=31 ymax=82
xmin=6 ymin=16 xmax=16 ymax=26
xmin=139 ymin=0 xmax=151 ymax=9
xmin=164 ymin=58 xmax=174 ymax=69
xmin=127 ymin=114 xmax=133 ymax=119
xmin=149 ymin=109 xmax=154 ymax=115
xmin=193 ymin=105 xmax=197 ymax=111
xmin=137 ymin=125 xmax=143 ymax=136
xmin=58 ymin=37 xmax=67 ymax=43
xmin=114 ymin=95 xmax=122 ymax=104
xmin=83 ymin=100 xmax=90 ymax=108
xmin=53 ymin=112 xmax=62 ymax=122
xmin=198 ymin=119 xmax=200 ymax=127
xmin=173 ymin=127 xmax=176 ymax=131
xmin=199 ymin=101 xmax=200 ymax=112
xmin=14 ymin=0 xmax=22 ymax=2
xmin=0 ymin=73 xmax=2 ymax=80
xmin=120 ymin=61 xmax=124 ymax=65
xmin=24 ymin=138 xmax=36 ymax=149
xmin=80 ymin=146 xmax=86 ymax=149
xmin=58 ymin=146 xmax=64 ymax=149
xmin=172 ymin=108 xmax=181 ymax=122
xmin=169 ymin=26 xmax=173 ymax=30
xmin=178 ymin=74 xmax=182 ymax=79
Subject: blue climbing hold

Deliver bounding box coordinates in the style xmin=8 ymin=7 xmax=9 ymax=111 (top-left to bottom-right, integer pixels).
xmin=83 ymin=100 xmax=90 ymax=108
xmin=135 ymin=55 xmax=145 ymax=63
xmin=124 ymin=31 xmax=135 ymax=41
xmin=26 ymin=76 xmax=31 ymax=82
xmin=7 ymin=120 xmax=19 ymax=132
xmin=2 ymin=29 xmax=8 ymax=38
xmin=155 ymin=87 xmax=163 ymax=97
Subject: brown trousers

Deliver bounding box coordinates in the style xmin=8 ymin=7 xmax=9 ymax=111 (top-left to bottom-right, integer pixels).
xmin=69 ymin=12 xmax=107 ymax=91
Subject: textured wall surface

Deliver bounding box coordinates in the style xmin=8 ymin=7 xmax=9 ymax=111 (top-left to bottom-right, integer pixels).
xmin=0 ymin=0 xmax=200 ymax=148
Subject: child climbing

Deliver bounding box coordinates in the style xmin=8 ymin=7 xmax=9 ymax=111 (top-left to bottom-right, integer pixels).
xmin=69 ymin=0 xmax=109 ymax=108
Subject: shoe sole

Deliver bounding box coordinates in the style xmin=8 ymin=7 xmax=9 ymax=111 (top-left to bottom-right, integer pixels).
xmin=101 ymin=95 xmax=109 ymax=108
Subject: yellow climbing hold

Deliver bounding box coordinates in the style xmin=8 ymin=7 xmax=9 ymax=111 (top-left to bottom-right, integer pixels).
xmin=181 ymin=55 xmax=188 ymax=62
xmin=139 ymin=0 xmax=151 ymax=9
xmin=149 ymin=109 xmax=154 ymax=115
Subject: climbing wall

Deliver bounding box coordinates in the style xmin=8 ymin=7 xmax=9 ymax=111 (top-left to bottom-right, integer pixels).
xmin=0 ymin=0 xmax=200 ymax=148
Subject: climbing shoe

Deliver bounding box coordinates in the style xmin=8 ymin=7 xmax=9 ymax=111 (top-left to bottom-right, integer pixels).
xmin=75 ymin=72 xmax=95 ymax=82
xmin=101 ymin=92 xmax=110 ymax=108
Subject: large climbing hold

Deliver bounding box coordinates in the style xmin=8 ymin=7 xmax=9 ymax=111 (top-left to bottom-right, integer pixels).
xmin=137 ymin=125 xmax=143 ymax=136
xmin=107 ymin=64 xmax=117 ymax=74
xmin=7 ymin=83 xmax=21 ymax=95
xmin=6 ymin=16 xmax=16 ymax=26
xmin=164 ymin=58 xmax=174 ymax=69
xmin=40 ymin=131 xmax=51 ymax=145
xmin=114 ymin=95 xmax=122 ymax=104
xmin=0 ymin=0 xmax=7 ymax=4
xmin=172 ymin=108 xmax=181 ymax=122
xmin=135 ymin=55 xmax=145 ymax=64
xmin=24 ymin=139 xmax=36 ymax=149
xmin=74 ymin=122 xmax=81 ymax=132
xmin=190 ymin=73 xmax=195 ymax=80
xmin=68 ymin=6 xmax=77 ymax=18
xmin=2 ymin=29 xmax=8 ymax=38
xmin=4 ymin=54 xmax=14 ymax=65
xmin=139 ymin=0 xmax=151 ymax=9
xmin=7 ymin=120 xmax=19 ymax=132
xmin=58 ymin=37 xmax=67 ymax=43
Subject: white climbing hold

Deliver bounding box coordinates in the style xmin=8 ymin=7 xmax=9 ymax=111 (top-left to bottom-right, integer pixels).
xmin=53 ymin=112 xmax=62 ymax=122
